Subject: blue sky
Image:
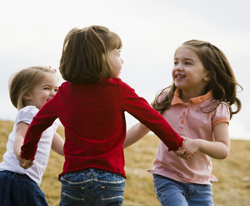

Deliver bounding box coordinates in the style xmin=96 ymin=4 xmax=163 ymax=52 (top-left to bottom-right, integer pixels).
xmin=0 ymin=0 xmax=250 ymax=140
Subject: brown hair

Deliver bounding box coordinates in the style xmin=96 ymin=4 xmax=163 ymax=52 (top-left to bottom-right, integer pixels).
xmin=152 ymin=39 xmax=242 ymax=119
xmin=9 ymin=66 xmax=56 ymax=110
xmin=59 ymin=25 xmax=123 ymax=84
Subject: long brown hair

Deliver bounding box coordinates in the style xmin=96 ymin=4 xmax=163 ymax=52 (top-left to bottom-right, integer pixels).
xmin=152 ymin=40 xmax=242 ymax=119
xmin=59 ymin=25 xmax=123 ymax=84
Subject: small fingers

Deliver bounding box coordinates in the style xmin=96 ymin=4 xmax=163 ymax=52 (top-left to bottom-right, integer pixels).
xmin=180 ymin=152 xmax=196 ymax=160
xmin=186 ymin=152 xmax=196 ymax=160
xmin=174 ymin=148 xmax=186 ymax=157
xmin=19 ymin=159 xmax=33 ymax=169
xmin=15 ymin=149 xmax=22 ymax=161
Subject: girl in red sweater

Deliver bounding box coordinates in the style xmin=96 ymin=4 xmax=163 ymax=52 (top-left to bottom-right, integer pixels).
xmin=18 ymin=25 xmax=185 ymax=206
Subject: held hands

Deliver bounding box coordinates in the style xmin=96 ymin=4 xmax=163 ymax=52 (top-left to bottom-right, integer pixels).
xmin=15 ymin=149 xmax=33 ymax=169
xmin=174 ymin=136 xmax=199 ymax=160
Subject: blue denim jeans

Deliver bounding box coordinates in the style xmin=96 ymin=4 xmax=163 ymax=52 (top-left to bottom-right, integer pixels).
xmin=0 ymin=170 xmax=48 ymax=206
xmin=59 ymin=168 xmax=125 ymax=206
xmin=153 ymin=174 xmax=214 ymax=206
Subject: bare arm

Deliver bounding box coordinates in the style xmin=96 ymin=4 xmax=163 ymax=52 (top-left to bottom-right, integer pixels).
xmin=181 ymin=122 xmax=230 ymax=159
xmin=51 ymin=132 xmax=64 ymax=156
xmin=123 ymin=122 xmax=150 ymax=148
xmin=14 ymin=122 xmax=33 ymax=168
xmin=13 ymin=122 xmax=29 ymax=155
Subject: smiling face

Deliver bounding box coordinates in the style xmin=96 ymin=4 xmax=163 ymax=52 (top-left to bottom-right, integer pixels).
xmin=24 ymin=73 xmax=59 ymax=109
xmin=107 ymin=49 xmax=124 ymax=78
xmin=172 ymin=45 xmax=211 ymax=98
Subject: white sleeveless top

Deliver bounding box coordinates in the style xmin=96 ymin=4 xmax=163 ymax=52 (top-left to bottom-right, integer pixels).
xmin=0 ymin=106 xmax=58 ymax=185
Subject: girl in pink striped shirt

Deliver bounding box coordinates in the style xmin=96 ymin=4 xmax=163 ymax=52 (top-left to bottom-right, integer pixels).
xmin=124 ymin=40 xmax=242 ymax=206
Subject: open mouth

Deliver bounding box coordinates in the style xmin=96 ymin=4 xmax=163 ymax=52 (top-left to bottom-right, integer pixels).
xmin=175 ymin=74 xmax=186 ymax=79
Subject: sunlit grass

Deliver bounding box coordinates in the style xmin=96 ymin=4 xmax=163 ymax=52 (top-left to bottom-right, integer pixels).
xmin=1 ymin=120 xmax=250 ymax=206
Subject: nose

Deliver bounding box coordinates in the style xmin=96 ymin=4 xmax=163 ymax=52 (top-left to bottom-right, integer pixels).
xmin=50 ymin=90 xmax=56 ymax=96
xmin=175 ymin=63 xmax=183 ymax=71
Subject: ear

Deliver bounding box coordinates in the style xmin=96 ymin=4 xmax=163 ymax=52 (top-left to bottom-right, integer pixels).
xmin=23 ymin=94 xmax=31 ymax=100
xmin=204 ymin=71 xmax=211 ymax=82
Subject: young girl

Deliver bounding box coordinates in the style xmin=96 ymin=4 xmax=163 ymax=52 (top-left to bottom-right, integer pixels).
xmin=17 ymin=25 xmax=186 ymax=206
xmin=0 ymin=66 xmax=64 ymax=206
xmin=124 ymin=40 xmax=242 ymax=206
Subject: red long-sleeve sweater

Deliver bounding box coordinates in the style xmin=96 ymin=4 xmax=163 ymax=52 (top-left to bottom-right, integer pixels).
xmin=21 ymin=78 xmax=183 ymax=178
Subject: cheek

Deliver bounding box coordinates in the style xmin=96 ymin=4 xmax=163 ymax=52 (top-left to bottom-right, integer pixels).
xmin=172 ymin=69 xmax=175 ymax=80
xmin=41 ymin=92 xmax=49 ymax=99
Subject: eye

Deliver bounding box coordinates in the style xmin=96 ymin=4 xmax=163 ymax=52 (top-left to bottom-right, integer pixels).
xmin=174 ymin=61 xmax=178 ymax=65
xmin=44 ymin=87 xmax=50 ymax=90
xmin=185 ymin=62 xmax=191 ymax=65
xmin=54 ymin=88 xmax=58 ymax=92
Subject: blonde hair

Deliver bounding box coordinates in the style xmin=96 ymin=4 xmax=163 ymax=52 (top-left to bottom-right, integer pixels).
xmin=59 ymin=25 xmax=123 ymax=84
xmin=152 ymin=39 xmax=242 ymax=119
xmin=9 ymin=66 xmax=56 ymax=110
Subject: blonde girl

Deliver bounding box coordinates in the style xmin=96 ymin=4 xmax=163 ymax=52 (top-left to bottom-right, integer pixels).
xmin=0 ymin=66 xmax=64 ymax=206
xmin=124 ymin=40 xmax=242 ymax=206
xmin=18 ymin=26 xmax=185 ymax=206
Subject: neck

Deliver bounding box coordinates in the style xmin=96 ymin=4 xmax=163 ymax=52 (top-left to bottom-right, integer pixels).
xmin=180 ymin=89 xmax=207 ymax=102
xmin=180 ymin=91 xmax=190 ymax=103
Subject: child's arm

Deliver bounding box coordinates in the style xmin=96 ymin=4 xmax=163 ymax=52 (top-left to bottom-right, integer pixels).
xmin=13 ymin=122 xmax=29 ymax=155
xmin=181 ymin=122 xmax=230 ymax=159
xmin=123 ymin=122 xmax=150 ymax=148
xmin=51 ymin=132 xmax=65 ymax=156
xmin=14 ymin=122 xmax=34 ymax=168
xmin=17 ymin=132 xmax=65 ymax=169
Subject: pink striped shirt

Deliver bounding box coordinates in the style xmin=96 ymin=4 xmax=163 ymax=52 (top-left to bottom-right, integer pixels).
xmin=148 ymin=89 xmax=230 ymax=185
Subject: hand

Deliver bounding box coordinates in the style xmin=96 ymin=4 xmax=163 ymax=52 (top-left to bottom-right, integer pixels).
xmin=174 ymin=147 xmax=186 ymax=157
xmin=174 ymin=146 xmax=195 ymax=160
xmin=15 ymin=149 xmax=33 ymax=169
xmin=179 ymin=136 xmax=199 ymax=160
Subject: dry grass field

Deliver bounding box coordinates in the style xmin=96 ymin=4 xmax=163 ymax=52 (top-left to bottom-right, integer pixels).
xmin=1 ymin=120 xmax=250 ymax=206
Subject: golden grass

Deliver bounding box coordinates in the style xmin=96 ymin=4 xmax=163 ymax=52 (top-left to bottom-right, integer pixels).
xmin=1 ymin=120 xmax=250 ymax=206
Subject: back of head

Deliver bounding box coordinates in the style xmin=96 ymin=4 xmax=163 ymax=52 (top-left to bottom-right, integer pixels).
xmin=9 ymin=66 xmax=56 ymax=110
xmin=181 ymin=39 xmax=242 ymax=118
xmin=59 ymin=25 xmax=123 ymax=84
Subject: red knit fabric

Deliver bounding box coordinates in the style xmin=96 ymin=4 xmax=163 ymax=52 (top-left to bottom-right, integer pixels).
xmin=21 ymin=78 xmax=183 ymax=178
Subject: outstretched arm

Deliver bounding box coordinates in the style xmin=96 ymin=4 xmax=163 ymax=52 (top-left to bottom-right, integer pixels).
xmin=13 ymin=122 xmax=28 ymax=155
xmin=14 ymin=122 xmax=33 ymax=169
xmin=180 ymin=122 xmax=230 ymax=159
xmin=123 ymin=122 xmax=150 ymax=148
xmin=51 ymin=132 xmax=65 ymax=156
xmin=17 ymin=131 xmax=65 ymax=169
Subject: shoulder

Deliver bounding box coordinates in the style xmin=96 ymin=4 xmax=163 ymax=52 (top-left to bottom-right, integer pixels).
xmin=211 ymin=101 xmax=230 ymax=124
xmin=58 ymin=81 xmax=70 ymax=90
xmin=104 ymin=78 xmax=135 ymax=90
xmin=210 ymin=100 xmax=230 ymax=115
xmin=117 ymin=78 xmax=133 ymax=89
xmin=15 ymin=106 xmax=39 ymax=124
xmin=54 ymin=81 xmax=71 ymax=100
xmin=117 ymin=79 xmax=136 ymax=94
xmin=216 ymin=102 xmax=230 ymax=116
